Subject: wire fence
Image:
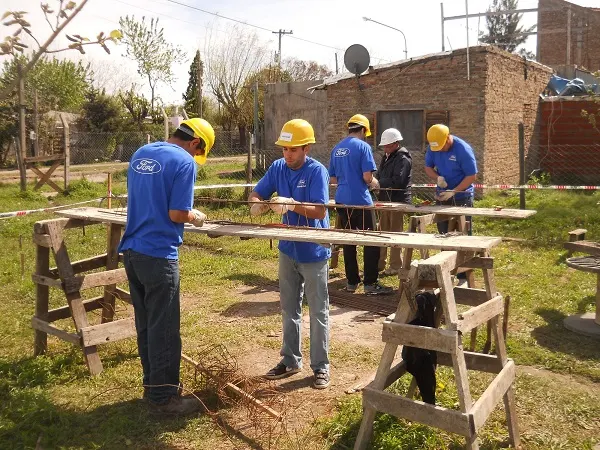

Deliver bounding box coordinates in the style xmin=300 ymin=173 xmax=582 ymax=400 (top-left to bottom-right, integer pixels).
xmin=56 ymin=132 xmax=600 ymax=203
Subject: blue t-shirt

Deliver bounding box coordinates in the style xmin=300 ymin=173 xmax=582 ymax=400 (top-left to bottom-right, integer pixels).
xmin=254 ymin=157 xmax=331 ymax=263
xmin=119 ymin=142 xmax=196 ymax=259
xmin=328 ymin=136 xmax=377 ymax=206
xmin=425 ymin=136 xmax=478 ymax=200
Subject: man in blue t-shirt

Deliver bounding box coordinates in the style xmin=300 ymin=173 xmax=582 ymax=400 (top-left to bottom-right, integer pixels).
xmin=328 ymin=114 xmax=392 ymax=295
xmin=425 ymin=124 xmax=478 ymax=235
xmin=119 ymin=118 xmax=215 ymax=415
xmin=248 ymin=119 xmax=331 ymax=389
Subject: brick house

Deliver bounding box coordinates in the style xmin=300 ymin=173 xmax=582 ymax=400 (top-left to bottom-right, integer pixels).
xmin=537 ymin=0 xmax=600 ymax=72
xmin=310 ymin=45 xmax=552 ymax=186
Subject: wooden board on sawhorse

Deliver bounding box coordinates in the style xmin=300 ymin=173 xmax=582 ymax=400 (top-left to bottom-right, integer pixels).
xmin=31 ymin=216 xmax=134 ymax=375
xmin=402 ymin=212 xmax=492 ymax=353
xmin=354 ymin=250 xmax=520 ymax=450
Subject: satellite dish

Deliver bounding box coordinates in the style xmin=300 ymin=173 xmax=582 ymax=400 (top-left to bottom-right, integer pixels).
xmin=344 ymin=44 xmax=370 ymax=75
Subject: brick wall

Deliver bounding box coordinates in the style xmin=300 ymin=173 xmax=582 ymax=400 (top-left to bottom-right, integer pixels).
xmin=483 ymin=52 xmax=552 ymax=185
xmin=538 ymin=0 xmax=600 ymax=71
xmin=539 ymin=98 xmax=600 ymax=184
xmin=324 ymin=46 xmax=551 ymax=186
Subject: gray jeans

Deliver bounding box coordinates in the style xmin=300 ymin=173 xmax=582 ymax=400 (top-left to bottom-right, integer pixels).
xmin=278 ymin=252 xmax=330 ymax=372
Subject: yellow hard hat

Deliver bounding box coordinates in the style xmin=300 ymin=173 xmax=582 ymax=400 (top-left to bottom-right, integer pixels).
xmin=427 ymin=124 xmax=450 ymax=151
xmin=347 ymin=114 xmax=372 ymax=137
xmin=180 ymin=118 xmax=215 ymax=165
xmin=275 ymin=119 xmax=316 ymax=147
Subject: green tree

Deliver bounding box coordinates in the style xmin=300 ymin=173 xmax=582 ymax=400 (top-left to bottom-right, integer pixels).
xmin=118 ymin=15 xmax=186 ymax=116
xmin=182 ymin=50 xmax=203 ymax=117
xmin=78 ymin=88 xmax=122 ymax=132
xmin=0 ymin=56 xmax=90 ymax=112
xmin=479 ymin=0 xmax=536 ymax=55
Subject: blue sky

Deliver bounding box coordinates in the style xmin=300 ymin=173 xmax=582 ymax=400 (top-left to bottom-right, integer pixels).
xmin=2 ymin=0 xmax=598 ymax=104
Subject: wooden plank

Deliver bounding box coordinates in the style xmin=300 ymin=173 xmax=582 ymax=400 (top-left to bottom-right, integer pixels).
xmin=471 ymin=361 xmax=516 ymax=431
xmin=371 ymin=201 xmax=536 ymax=219
xmin=32 ymin=232 xmax=52 ymax=248
xmin=454 ymin=287 xmax=490 ymax=306
xmin=34 ymin=244 xmax=50 ymax=356
xmin=24 ymin=154 xmax=65 ymax=163
xmin=56 ymin=208 xmax=502 ymax=253
xmin=455 ymin=295 xmax=504 ymax=333
xmin=181 ymin=353 xmax=283 ymax=421
xmin=381 ymin=322 xmax=459 ymax=354
xmin=384 ymin=359 xmax=408 ymax=389
xmin=354 ymin=264 xmax=419 ymax=450
xmin=47 ymin=297 xmax=105 ymax=322
xmin=114 ymin=287 xmax=132 ymax=304
xmin=437 ymin=351 xmax=505 ymax=374
xmin=49 ymin=254 xmax=108 ymax=278
xmin=45 ymin=220 xmax=103 ymax=375
xmin=362 ymin=387 xmax=474 ymax=437
xmin=34 ymin=217 xmax=97 ymax=235
xmin=30 ymin=162 xmax=63 ymax=192
xmin=436 ymin=259 xmax=460 ymax=325
xmin=79 ymin=317 xmax=137 ymax=347
xmin=63 ymin=268 xmax=127 ymax=294
xmin=31 ymin=273 xmax=63 ymax=288
xmin=419 ymin=251 xmax=460 ymax=281
xmin=31 ymin=316 xmax=80 ymax=345
xmin=460 ymin=257 xmax=494 ymax=270
xmin=102 ymin=223 xmax=122 ymax=322
xmin=563 ymin=240 xmax=600 ymax=257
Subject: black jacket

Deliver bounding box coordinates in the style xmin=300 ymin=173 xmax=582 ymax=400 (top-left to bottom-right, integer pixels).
xmin=377 ymin=147 xmax=412 ymax=203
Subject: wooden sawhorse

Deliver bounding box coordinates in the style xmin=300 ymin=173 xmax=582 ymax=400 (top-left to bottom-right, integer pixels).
xmin=355 ymin=250 xmax=519 ymax=450
xmin=31 ymin=216 xmax=134 ymax=375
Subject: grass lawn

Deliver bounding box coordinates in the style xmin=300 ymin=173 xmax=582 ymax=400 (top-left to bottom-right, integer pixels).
xmin=0 ymin=173 xmax=599 ymax=449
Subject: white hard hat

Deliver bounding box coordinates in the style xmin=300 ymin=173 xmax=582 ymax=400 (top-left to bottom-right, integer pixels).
xmin=378 ymin=128 xmax=403 ymax=146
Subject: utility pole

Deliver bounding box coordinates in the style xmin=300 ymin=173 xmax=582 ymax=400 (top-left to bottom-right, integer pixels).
xmin=335 ymin=52 xmax=339 ymax=74
xmin=272 ymin=29 xmax=293 ymax=72
xmin=195 ymin=50 xmax=204 ymax=118
xmin=17 ymin=63 xmax=27 ymax=192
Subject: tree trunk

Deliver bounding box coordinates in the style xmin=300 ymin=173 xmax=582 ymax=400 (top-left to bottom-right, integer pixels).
xmin=239 ymin=125 xmax=247 ymax=150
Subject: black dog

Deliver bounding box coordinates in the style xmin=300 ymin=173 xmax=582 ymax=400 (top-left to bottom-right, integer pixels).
xmin=401 ymin=291 xmax=438 ymax=404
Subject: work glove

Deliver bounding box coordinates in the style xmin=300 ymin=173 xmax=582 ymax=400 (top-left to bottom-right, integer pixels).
xmin=436 ymin=176 xmax=448 ymax=188
xmin=368 ymin=177 xmax=380 ymax=192
xmin=249 ymin=199 xmax=269 ymax=216
xmin=436 ymin=191 xmax=455 ymax=202
xmin=190 ymin=209 xmax=207 ymax=227
xmin=269 ymin=196 xmax=297 ymax=214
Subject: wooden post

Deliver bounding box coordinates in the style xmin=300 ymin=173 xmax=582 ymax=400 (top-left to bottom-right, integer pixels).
xmin=246 ymin=132 xmax=253 ymax=199
xmin=60 ymin=113 xmax=70 ymax=190
xmin=17 ymin=63 xmax=27 ymax=192
xmin=107 ymin=173 xmax=112 ymax=209
xmin=518 ymin=123 xmax=525 ymax=210
xmin=33 ymin=88 xmax=40 ymax=157
xmin=34 ymin=243 xmax=50 ymax=356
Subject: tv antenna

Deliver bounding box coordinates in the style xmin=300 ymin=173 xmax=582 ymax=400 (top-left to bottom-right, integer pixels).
xmin=344 ymin=44 xmax=370 ymax=90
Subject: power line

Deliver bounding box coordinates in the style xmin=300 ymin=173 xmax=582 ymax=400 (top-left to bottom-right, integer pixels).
xmin=161 ymin=0 xmax=390 ymax=63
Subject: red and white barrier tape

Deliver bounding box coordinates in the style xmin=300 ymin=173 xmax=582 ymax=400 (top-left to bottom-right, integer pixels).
xmin=411 ymin=183 xmax=600 ymax=190
xmin=0 ymin=198 xmax=102 ymax=219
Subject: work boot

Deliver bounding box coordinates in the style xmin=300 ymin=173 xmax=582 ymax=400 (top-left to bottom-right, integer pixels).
xmin=148 ymin=395 xmax=202 ymax=415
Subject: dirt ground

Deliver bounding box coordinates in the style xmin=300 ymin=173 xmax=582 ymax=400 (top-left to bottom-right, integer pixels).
xmin=181 ymin=283 xmax=387 ymax=447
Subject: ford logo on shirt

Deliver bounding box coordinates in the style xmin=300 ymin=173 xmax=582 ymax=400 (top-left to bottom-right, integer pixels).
xmin=132 ymin=158 xmax=162 ymax=174
xmin=335 ymin=148 xmax=350 ymax=157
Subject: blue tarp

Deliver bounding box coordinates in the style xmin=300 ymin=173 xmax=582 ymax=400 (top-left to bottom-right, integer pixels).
xmin=547 ymin=74 xmax=600 ymax=96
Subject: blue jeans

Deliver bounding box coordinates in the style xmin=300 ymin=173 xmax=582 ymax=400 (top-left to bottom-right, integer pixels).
xmin=123 ymin=249 xmax=181 ymax=404
xmin=278 ymin=252 xmax=330 ymax=372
